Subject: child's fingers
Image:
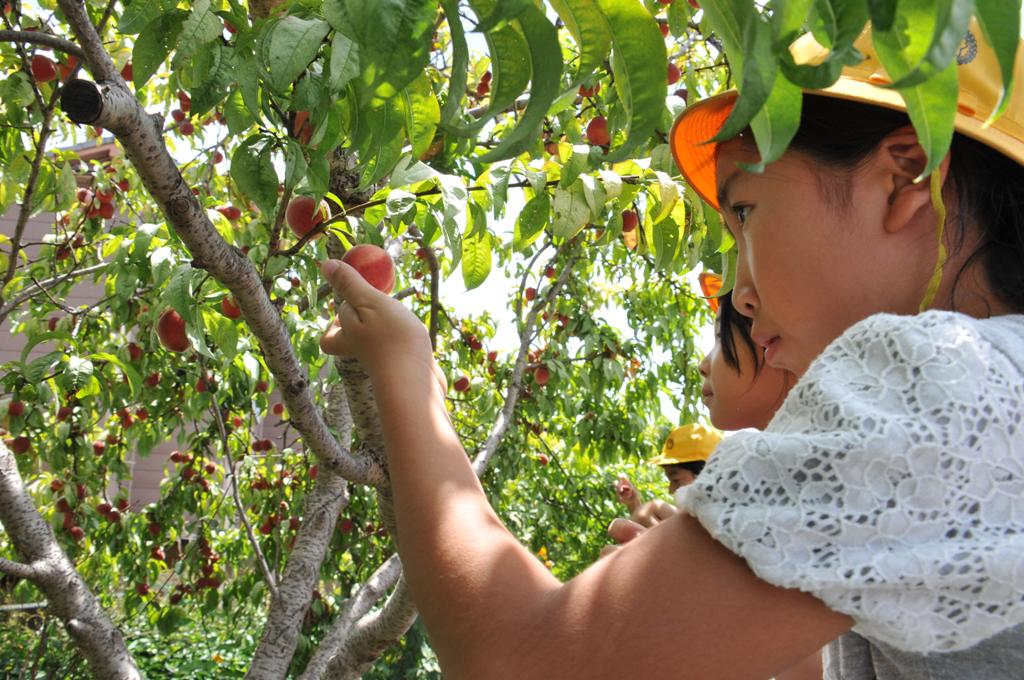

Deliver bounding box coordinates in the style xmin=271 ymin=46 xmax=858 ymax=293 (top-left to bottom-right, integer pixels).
xmin=319 ymin=317 xmax=352 ymax=356
xmin=319 ymin=259 xmax=378 ymax=308
xmin=607 ymin=518 xmax=645 ymax=545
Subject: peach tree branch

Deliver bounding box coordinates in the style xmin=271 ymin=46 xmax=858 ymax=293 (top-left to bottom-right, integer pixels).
xmin=0 ymin=442 xmax=141 ymax=679
xmin=0 ymin=30 xmax=85 ymax=59
xmin=472 ymin=246 xmax=582 ymax=475
xmin=248 ymin=383 xmax=355 ymax=679
xmin=55 ymin=0 xmax=384 ymax=487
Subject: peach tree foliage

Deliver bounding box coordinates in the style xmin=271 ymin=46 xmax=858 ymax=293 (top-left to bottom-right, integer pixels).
xmin=0 ymin=0 xmax=1009 ymax=677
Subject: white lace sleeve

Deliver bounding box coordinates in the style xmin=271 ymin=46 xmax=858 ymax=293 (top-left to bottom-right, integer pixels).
xmin=677 ymin=312 xmax=1024 ymax=653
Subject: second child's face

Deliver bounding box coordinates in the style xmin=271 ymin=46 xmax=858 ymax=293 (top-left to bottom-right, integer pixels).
xmin=699 ymin=318 xmax=794 ymax=431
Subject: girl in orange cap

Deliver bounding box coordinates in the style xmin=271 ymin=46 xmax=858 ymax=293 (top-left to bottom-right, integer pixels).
xmin=318 ymin=21 xmax=1024 ymax=680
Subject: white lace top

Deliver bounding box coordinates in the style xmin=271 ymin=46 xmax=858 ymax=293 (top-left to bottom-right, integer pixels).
xmin=677 ymin=311 xmax=1024 ymax=654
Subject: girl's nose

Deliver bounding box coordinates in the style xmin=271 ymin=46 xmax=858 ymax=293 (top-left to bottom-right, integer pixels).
xmin=731 ymin=260 xmax=759 ymax=318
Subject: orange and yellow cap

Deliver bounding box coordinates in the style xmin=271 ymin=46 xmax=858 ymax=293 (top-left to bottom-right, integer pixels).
xmin=671 ymin=19 xmax=1024 ymax=210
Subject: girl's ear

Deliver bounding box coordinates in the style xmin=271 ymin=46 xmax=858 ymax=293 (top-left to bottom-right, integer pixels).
xmin=878 ymin=126 xmax=952 ymax=234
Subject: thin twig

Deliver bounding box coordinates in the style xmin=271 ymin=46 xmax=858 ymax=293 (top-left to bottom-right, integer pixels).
xmin=203 ymin=370 xmax=279 ymax=597
xmin=0 ymin=30 xmax=84 ymax=58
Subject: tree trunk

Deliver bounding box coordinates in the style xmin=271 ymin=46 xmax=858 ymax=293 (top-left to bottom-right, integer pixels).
xmin=0 ymin=444 xmax=141 ymax=679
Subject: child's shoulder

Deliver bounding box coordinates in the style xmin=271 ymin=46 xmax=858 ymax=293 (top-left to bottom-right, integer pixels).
xmin=821 ymin=310 xmax=1024 ymax=374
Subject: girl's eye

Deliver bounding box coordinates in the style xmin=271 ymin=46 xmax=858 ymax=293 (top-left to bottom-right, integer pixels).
xmin=732 ymin=204 xmax=750 ymax=225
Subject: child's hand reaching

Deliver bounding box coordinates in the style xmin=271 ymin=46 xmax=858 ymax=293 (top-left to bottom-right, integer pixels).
xmin=615 ymin=474 xmax=642 ymax=513
xmin=319 ymin=259 xmax=441 ymax=387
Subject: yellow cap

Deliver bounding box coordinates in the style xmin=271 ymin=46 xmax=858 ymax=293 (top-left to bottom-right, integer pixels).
xmin=671 ymin=19 xmax=1024 ymax=209
xmin=648 ymin=424 xmax=723 ymax=466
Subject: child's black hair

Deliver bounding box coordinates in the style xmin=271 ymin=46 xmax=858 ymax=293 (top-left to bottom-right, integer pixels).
xmin=664 ymin=461 xmax=706 ymax=477
xmin=717 ymin=292 xmax=763 ymax=375
xmin=785 ymin=95 xmax=1024 ymax=314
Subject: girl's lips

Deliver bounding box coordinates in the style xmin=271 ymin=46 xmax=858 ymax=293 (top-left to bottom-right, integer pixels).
xmin=762 ymin=336 xmax=781 ymax=364
xmin=752 ymin=331 xmax=779 ymax=349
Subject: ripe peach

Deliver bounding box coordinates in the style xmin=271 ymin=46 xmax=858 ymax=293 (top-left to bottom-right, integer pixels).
xmin=622 ymin=210 xmax=639 ymax=233
xmin=586 ymin=117 xmax=610 ymax=146
xmin=667 ymin=63 xmax=681 ymax=85
xmin=286 ymin=196 xmax=328 ymax=240
xmin=341 ymin=244 xmax=396 ymax=294
xmin=31 ymin=55 xmax=57 ymax=83
xmin=156 ymin=310 xmax=189 ymax=352
xmin=220 ymin=297 xmax=242 ymax=319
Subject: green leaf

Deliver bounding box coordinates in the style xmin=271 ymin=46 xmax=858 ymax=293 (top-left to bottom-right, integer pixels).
xmin=55 ymin=162 xmax=76 ymax=211
xmin=867 ymin=0 xmax=898 ymax=32
xmin=579 ymin=174 xmax=606 ymax=218
xmin=223 ymin=89 xmax=255 ymax=135
xmin=307 ymin=153 xmax=331 ymax=195
xmin=385 ymin=189 xmax=417 ymax=221
xmin=476 ymin=5 xmax=564 ymax=162
xmin=699 ymin=0 xmax=751 ymax=71
xmin=514 ymin=192 xmax=550 ymax=252
xmin=873 ymin=7 xmax=959 ymax=180
xmin=439 ymin=0 xmax=470 ymax=125
xmin=489 ymin=162 xmax=512 ymax=217
xmin=714 ymin=11 xmax=776 ymax=143
xmin=324 ymin=0 xmax=437 ymax=103
xmin=118 ymin=0 xmax=177 ymax=35
xmin=436 ymin=173 xmax=468 ymax=220
xmin=329 ymin=32 xmax=360 ymax=94
xmin=89 ymin=352 xmax=140 ymax=397
xmin=190 ymin=43 xmax=236 ymax=116
xmin=975 ymin=0 xmax=1022 ymax=122
xmin=403 ymin=74 xmax=441 ymax=159
xmin=172 ymin=0 xmax=223 ymax=68
xmin=777 ymin=0 xmax=865 ymax=90
xmin=231 ymin=136 xmax=279 ymax=215
xmin=884 ymin=0 xmax=975 ymax=90
xmin=355 ymin=95 xmax=407 ymax=189
xmin=156 ymin=606 xmax=190 ymax=636
xmin=133 ymin=10 xmax=187 ymax=89
xmin=770 ymin=0 xmax=815 ymax=43
xmin=208 ymin=314 xmax=240 ymax=362
xmin=446 ymin=3 xmax=531 ymax=136
xmin=717 ymin=245 xmax=738 ymax=297
xmin=558 ymin=145 xmax=591 ymax=189
xmin=461 ymin=205 xmax=493 ymax=290
xmin=548 ymin=0 xmax=613 ymax=85
xmin=652 ymin=218 xmax=682 ymax=270
xmin=164 ymin=265 xmax=197 ymax=323
xmin=283 ymin=139 xmax=308 ymax=191
xmin=552 ymin=180 xmax=591 ymax=240
xmin=23 ymin=352 xmax=62 ymax=386
xmin=649 ymin=171 xmax=678 ymax=224
xmin=390 ymin=155 xmax=437 ymax=187
xmin=262 ymin=15 xmax=330 ymax=94
xmin=746 ymin=74 xmax=802 ymax=171
xmin=593 ymin=0 xmax=667 ymax=162
xmin=472 ymin=0 xmax=532 ymax=32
